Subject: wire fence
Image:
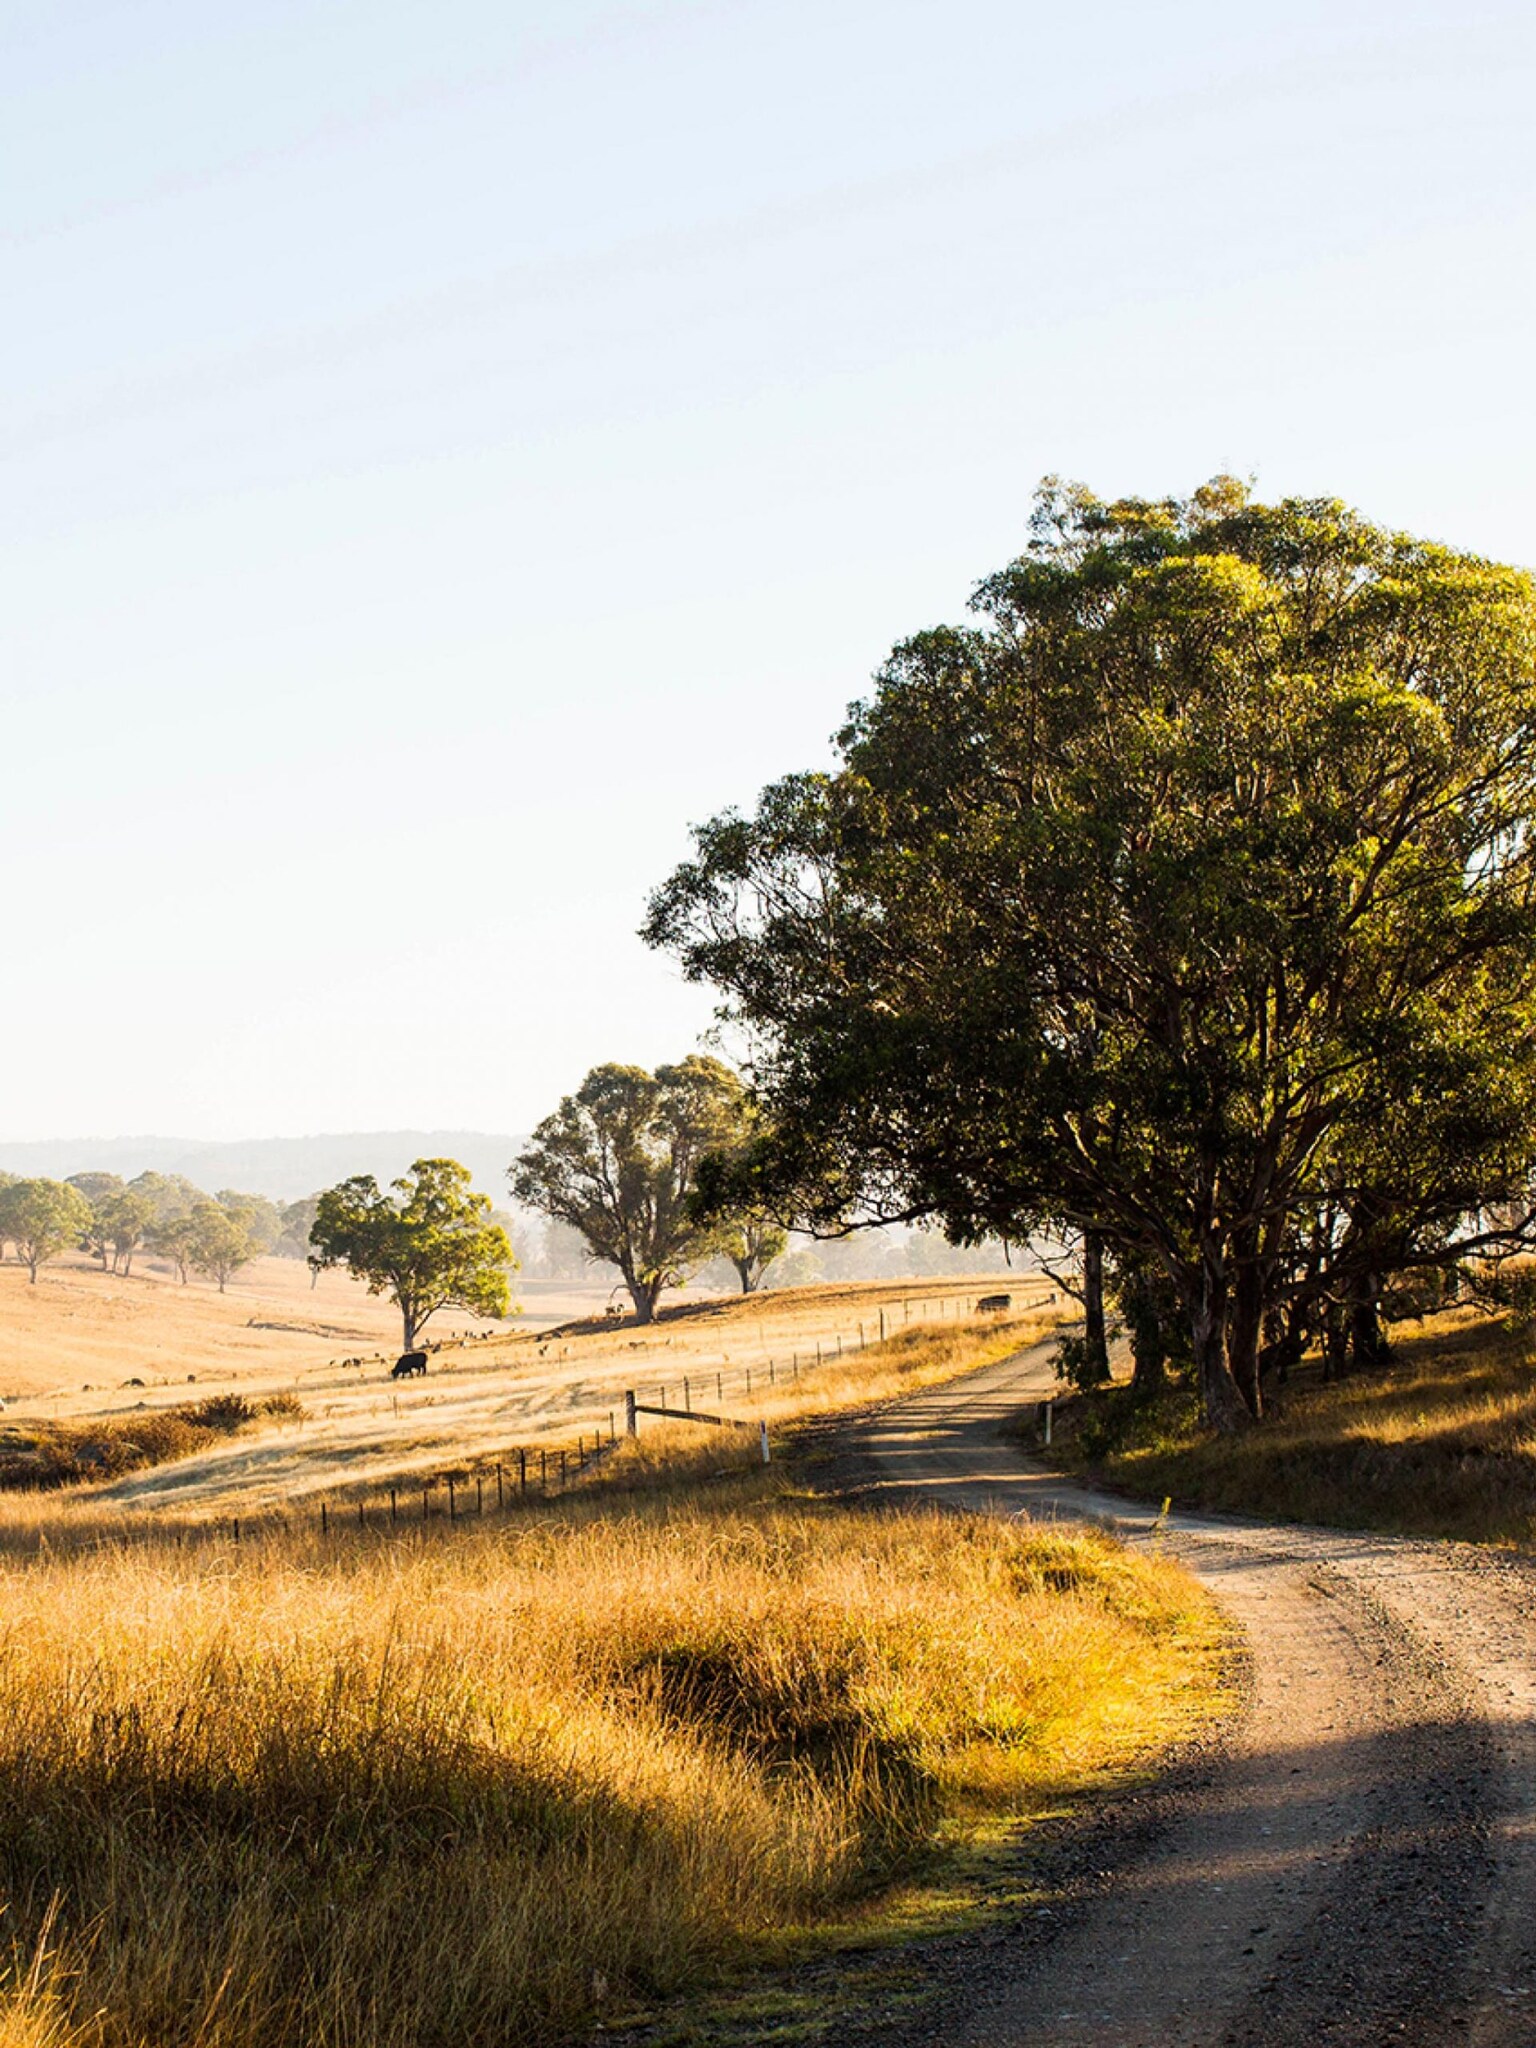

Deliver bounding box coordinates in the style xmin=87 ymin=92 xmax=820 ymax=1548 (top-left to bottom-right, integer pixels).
xmin=16 ymin=1286 xmax=1057 ymax=1555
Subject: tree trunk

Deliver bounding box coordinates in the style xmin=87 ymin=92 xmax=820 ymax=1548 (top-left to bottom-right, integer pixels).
xmin=1227 ymin=1263 xmax=1266 ymax=1421
xmin=1191 ymin=1256 xmax=1250 ymax=1432
xmin=1082 ymin=1231 xmax=1111 ymax=1384
xmin=26 ymin=1256 xmax=38 ymax=1284
xmin=1130 ymin=1334 xmax=1166 ymax=1399
xmin=1350 ymin=1273 xmax=1389 ymax=1369
xmin=733 ymin=1258 xmax=755 ymax=1294
xmin=624 ymin=1268 xmax=662 ymax=1323
xmin=401 ymin=1305 xmax=420 ymax=1350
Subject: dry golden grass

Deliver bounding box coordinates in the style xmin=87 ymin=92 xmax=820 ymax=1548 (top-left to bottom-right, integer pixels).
xmin=0 ymin=1477 xmax=1224 ymax=2048
xmin=1052 ymin=1307 xmax=1536 ymax=1546
xmin=0 ymin=1277 xmax=1055 ymax=1523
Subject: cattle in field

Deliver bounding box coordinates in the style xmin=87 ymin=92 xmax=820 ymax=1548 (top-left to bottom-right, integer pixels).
xmin=391 ymin=1352 xmax=428 ymax=1379
xmin=977 ymin=1293 xmax=1011 ymax=1314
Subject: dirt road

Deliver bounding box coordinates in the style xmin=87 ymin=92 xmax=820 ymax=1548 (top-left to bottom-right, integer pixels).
xmin=850 ymin=1343 xmax=1536 ymax=2047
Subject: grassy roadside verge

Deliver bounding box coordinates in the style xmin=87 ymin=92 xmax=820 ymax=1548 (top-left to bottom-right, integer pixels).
xmin=1036 ymin=1307 xmax=1536 ymax=1547
xmin=0 ymin=1462 xmax=1228 ymax=2048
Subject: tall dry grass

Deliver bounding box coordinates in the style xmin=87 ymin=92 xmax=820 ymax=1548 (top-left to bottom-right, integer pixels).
xmin=0 ymin=1480 xmax=1222 ymax=2048
xmin=1051 ymin=1307 xmax=1536 ymax=1545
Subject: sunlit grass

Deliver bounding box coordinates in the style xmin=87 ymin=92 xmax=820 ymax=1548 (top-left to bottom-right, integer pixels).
xmin=0 ymin=1475 xmax=1224 ymax=2047
xmin=1050 ymin=1307 xmax=1536 ymax=1545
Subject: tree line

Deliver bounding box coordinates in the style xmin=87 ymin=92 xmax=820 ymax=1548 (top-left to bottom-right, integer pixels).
xmin=0 ymin=1170 xmax=321 ymax=1289
xmin=641 ymin=480 xmax=1536 ymax=1432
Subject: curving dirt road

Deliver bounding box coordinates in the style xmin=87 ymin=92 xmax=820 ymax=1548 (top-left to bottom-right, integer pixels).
xmin=847 ymin=1341 xmax=1536 ymax=2048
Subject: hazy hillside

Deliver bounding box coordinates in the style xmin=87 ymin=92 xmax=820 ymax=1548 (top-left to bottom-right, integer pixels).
xmin=0 ymin=1132 xmax=527 ymax=1202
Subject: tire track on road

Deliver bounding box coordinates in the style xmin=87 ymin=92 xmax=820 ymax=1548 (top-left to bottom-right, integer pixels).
xmin=846 ymin=1343 xmax=1536 ymax=2048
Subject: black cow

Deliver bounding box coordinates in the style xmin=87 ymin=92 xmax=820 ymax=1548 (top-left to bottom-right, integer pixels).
xmin=976 ymin=1293 xmax=1012 ymax=1314
xmin=391 ymin=1352 xmax=428 ymax=1379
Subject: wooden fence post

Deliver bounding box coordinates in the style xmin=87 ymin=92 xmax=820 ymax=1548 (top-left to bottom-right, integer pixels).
xmin=477 ymin=1476 xmax=483 ymax=1514
xmin=321 ymin=1503 xmax=328 ymax=1536
xmin=422 ymin=1485 xmax=429 ymax=1521
xmin=625 ymin=1389 xmax=638 ymax=1437
xmin=496 ymin=1463 xmax=504 ymax=1509
xmin=390 ymin=1487 xmax=397 ymax=1524
xmin=759 ymin=1421 xmax=770 ymax=1465
xmin=519 ymin=1448 xmax=527 ymax=1494
xmin=684 ymin=1378 xmax=691 ymax=1412
xmin=448 ymin=1478 xmax=456 ymax=1522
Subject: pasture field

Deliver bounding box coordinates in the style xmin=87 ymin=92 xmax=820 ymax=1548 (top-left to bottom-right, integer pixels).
xmin=1045 ymin=1305 xmax=1536 ymax=1547
xmin=0 ymin=1470 xmax=1227 ymax=2048
xmin=0 ymin=1254 xmax=1046 ymax=1521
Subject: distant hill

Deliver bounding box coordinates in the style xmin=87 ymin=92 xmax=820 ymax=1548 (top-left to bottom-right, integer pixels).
xmin=0 ymin=1133 xmax=527 ymax=1203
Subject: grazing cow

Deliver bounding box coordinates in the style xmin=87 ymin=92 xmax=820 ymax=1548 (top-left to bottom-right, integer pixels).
xmin=391 ymin=1352 xmax=428 ymax=1379
xmin=977 ymin=1293 xmax=1011 ymax=1314
xmin=604 ymin=1304 xmax=625 ymax=1321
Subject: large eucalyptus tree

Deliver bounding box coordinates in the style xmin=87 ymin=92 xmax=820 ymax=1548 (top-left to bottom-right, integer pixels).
xmin=645 ymin=481 xmax=1536 ymax=1429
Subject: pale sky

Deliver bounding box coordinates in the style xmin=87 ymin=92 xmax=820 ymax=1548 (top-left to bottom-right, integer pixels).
xmin=5 ymin=0 xmax=1534 ymax=1141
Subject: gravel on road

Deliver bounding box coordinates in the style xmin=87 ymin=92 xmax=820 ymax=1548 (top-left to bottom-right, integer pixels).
xmin=834 ymin=1343 xmax=1536 ymax=2048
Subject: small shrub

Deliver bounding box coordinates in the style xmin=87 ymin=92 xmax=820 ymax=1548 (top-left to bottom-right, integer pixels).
xmin=186 ymin=1395 xmax=256 ymax=1432
xmin=259 ymin=1393 xmax=307 ymax=1422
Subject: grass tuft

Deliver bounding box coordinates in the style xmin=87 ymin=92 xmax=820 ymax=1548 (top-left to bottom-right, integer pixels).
xmin=0 ymin=1478 xmax=1223 ymax=2047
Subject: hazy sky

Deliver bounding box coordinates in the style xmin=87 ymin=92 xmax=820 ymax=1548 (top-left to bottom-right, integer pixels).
xmin=6 ymin=0 xmax=1534 ymax=1142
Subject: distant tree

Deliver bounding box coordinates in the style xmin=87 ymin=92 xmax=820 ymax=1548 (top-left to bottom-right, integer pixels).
xmin=761 ymin=1246 xmax=825 ymax=1290
xmin=148 ymin=1213 xmax=197 ymax=1285
xmin=309 ymin=1158 xmax=514 ymax=1350
xmin=275 ymin=1195 xmax=321 ymax=1255
xmin=215 ymin=1190 xmax=283 ymax=1255
xmin=512 ymin=1057 xmax=747 ymax=1323
xmin=67 ymin=1172 xmax=124 ymax=1267
xmin=0 ymin=1179 xmax=94 ymax=1284
xmin=538 ymin=1218 xmax=594 ymax=1280
xmin=129 ymin=1172 xmax=206 ymax=1227
xmin=717 ymin=1214 xmax=788 ymax=1293
xmin=187 ymin=1203 xmax=256 ymax=1294
xmin=275 ymin=1195 xmax=323 ymax=1281
xmin=98 ymin=1189 xmax=154 ymax=1276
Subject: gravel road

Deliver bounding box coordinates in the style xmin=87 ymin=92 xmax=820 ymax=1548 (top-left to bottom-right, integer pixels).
xmin=842 ymin=1341 xmax=1536 ymax=2048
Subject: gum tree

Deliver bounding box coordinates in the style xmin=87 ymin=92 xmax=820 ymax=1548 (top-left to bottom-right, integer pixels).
xmin=0 ymin=1179 xmax=94 ymax=1284
xmin=645 ymin=481 xmax=1536 ymax=1430
xmin=309 ymin=1158 xmax=513 ymax=1349
xmin=512 ymin=1056 xmax=747 ymax=1321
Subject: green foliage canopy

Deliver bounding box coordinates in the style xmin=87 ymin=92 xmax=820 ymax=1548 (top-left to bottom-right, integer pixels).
xmin=646 ymin=481 xmax=1536 ymax=1429
xmin=0 ymin=1179 xmax=95 ymax=1283
xmin=512 ymin=1057 xmax=748 ymax=1321
xmin=309 ymin=1158 xmax=514 ymax=1349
